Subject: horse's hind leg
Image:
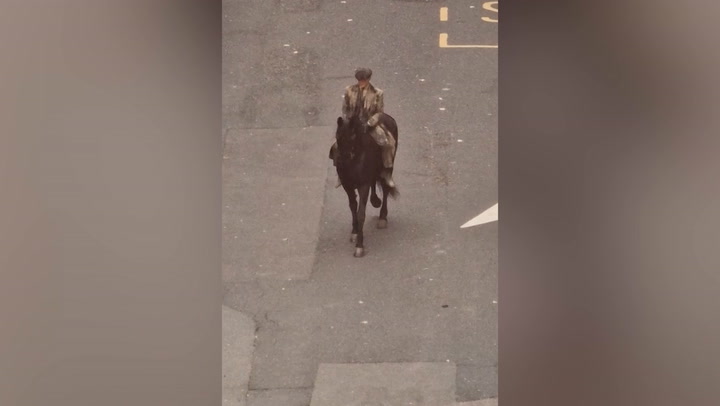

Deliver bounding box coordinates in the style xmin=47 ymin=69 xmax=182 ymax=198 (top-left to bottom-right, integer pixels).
xmin=343 ymin=185 xmax=359 ymax=243
xmin=354 ymin=184 xmax=370 ymax=257
xmin=377 ymin=182 xmax=390 ymax=229
xmin=370 ymin=182 xmax=381 ymax=208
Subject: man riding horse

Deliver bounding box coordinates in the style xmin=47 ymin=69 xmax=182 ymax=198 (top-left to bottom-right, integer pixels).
xmin=330 ymin=67 xmax=397 ymax=188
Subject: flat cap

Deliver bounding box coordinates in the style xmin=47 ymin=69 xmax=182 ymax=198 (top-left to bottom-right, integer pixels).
xmin=354 ymin=67 xmax=373 ymax=81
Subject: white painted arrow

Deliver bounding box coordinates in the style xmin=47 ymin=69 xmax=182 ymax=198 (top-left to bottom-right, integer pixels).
xmin=461 ymin=203 xmax=498 ymax=228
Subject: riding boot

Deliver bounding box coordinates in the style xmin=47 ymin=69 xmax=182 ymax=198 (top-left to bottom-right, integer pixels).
xmin=330 ymin=143 xmax=338 ymax=165
xmin=330 ymin=142 xmax=342 ymax=188
xmin=381 ymin=168 xmax=395 ymax=188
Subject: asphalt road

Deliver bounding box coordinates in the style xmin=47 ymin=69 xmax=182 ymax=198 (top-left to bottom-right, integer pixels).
xmin=223 ymin=0 xmax=497 ymax=403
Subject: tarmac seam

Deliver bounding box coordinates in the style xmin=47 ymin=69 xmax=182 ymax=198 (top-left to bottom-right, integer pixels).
xmin=247 ymin=386 xmax=314 ymax=392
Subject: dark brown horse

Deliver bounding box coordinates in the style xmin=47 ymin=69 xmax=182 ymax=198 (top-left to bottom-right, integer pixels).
xmin=335 ymin=114 xmax=399 ymax=257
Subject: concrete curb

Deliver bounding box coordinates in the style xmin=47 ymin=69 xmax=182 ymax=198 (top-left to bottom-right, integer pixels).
xmin=455 ymin=399 xmax=499 ymax=406
xmin=223 ymin=306 xmax=256 ymax=406
xmin=309 ymin=362 xmax=457 ymax=406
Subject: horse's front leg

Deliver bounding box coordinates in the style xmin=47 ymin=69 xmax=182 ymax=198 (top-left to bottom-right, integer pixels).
xmin=343 ymin=185 xmax=359 ymax=243
xmin=354 ymin=184 xmax=370 ymax=257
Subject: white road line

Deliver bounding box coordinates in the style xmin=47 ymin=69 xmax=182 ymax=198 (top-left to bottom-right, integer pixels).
xmin=461 ymin=203 xmax=498 ymax=228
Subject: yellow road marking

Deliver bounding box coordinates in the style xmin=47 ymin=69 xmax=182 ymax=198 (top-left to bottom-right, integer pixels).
xmin=439 ymin=33 xmax=498 ymax=49
xmin=482 ymin=1 xmax=498 ymax=23
xmin=440 ymin=7 xmax=448 ymax=21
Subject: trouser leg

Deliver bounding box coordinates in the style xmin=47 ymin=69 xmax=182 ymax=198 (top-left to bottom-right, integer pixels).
xmin=371 ymin=125 xmax=396 ymax=187
xmin=330 ymin=142 xmax=338 ymax=165
xmin=330 ymin=142 xmax=342 ymax=188
xmin=382 ymin=138 xmax=395 ymax=168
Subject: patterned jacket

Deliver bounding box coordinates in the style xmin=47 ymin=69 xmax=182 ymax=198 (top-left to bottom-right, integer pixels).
xmin=341 ymin=83 xmax=384 ymax=124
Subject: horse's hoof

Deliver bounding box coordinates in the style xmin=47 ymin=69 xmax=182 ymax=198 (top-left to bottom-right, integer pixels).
xmin=350 ymin=233 xmax=357 ymax=243
xmin=377 ymin=219 xmax=387 ymax=229
xmin=354 ymin=247 xmax=365 ymax=257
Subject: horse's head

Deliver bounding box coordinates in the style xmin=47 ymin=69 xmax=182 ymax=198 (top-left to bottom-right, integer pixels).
xmin=335 ymin=116 xmax=364 ymax=165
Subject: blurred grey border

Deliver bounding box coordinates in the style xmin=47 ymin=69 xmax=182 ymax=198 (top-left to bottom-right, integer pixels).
xmin=4 ymin=0 xmax=720 ymax=405
xmin=1 ymin=1 xmax=221 ymax=405
xmin=500 ymin=1 xmax=720 ymax=405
